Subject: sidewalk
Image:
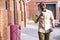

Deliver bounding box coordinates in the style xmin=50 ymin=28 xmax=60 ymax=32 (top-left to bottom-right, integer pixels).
xmin=21 ymin=20 xmax=60 ymax=40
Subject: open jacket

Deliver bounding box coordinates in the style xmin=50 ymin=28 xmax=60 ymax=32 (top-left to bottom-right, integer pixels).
xmin=35 ymin=9 xmax=55 ymax=33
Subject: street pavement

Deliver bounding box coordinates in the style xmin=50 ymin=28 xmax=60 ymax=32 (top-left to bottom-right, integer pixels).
xmin=21 ymin=20 xmax=60 ymax=40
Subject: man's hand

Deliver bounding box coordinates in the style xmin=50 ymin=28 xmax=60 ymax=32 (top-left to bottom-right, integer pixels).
xmin=50 ymin=22 xmax=55 ymax=32
xmin=51 ymin=27 xmax=54 ymax=32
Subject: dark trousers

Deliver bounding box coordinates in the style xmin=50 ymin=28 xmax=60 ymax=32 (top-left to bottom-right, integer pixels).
xmin=38 ymin=32 xmax=50 ymax=40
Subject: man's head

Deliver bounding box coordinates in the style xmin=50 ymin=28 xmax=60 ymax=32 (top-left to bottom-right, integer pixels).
xmin=38 ymin=2 xmax=46 ymax=11
xmin=40 ymin=2 xmax=46 ymax=9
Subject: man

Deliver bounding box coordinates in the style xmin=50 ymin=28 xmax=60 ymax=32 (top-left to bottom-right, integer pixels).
xmin=35 ymin=2 xmax=55 ymax=40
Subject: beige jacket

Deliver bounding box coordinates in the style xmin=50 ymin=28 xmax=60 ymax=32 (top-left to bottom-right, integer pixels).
xmin=36 ymin=9 xmax=55 ymax=33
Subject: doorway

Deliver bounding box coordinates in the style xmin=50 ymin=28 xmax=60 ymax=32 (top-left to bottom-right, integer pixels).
xmin=46 ymin=4 xmax=56 ymax=19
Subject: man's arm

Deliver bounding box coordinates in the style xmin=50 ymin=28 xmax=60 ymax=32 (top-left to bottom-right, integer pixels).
xmin=50 ymin=12 xmax=55 ymax=28
xmin=35 ymin=13 xmax=43 ymax=23
xmin=35 ymin=15 xmax=40 ymax=23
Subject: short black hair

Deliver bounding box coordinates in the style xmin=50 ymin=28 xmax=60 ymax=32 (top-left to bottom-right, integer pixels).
xmin=38 ymin=2 xmax=45 ymax=8
xmin=40 ymin=2 xmax=45 ymax=6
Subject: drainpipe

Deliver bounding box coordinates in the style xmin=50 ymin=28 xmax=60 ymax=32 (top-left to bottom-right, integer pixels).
xmin=23 ymin=0 xmax=26 ymax=27
xmin=14 ymin=0 xmax=17 ymax=24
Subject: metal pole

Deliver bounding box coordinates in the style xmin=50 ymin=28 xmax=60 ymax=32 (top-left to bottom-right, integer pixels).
xmin=14 ymin=0 xmax=17 ymax=24
xmin=23 ymin=0 xmax=26 ymax=27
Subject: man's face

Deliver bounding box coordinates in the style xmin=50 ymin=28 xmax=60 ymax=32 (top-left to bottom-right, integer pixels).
xmin=42 ymin=4 xmax=46 ymax=9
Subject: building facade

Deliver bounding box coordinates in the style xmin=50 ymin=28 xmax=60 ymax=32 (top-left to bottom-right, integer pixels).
xmin=0 ymin=0 xmax=9 ymax=40
xmin=27 ymin=0 xmax=60 ymax=20
xmin=0 ymin=0 xmax=25 ymax=40
xmin=0 ymin=0 xmax=60 ymax=40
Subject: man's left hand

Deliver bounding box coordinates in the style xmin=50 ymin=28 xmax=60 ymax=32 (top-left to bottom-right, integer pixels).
xmin=51 ymin=27 xmax=54 ymax=32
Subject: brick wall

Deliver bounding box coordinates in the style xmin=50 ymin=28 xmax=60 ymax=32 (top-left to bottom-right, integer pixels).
xmin=8 ymin=0 xmax=14 ymax=24
xmin=0 ymin=0 xmax=10 ymax=40
xmin=16 ymin=0 xmax=22 ymax=25
xmin=0 ymin=0 xmax=26 ymax=40
xmin=0 ymin=9 xmax=8 ymax=40
xmin=0 ymin=0 xmax=5 ymax=10
xmin=56 ymin=3 xmax=60 ymax=19
xmin=27 ymin=2 xmax=38 ymax=20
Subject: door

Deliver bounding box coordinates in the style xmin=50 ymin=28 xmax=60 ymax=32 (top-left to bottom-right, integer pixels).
xmin=46 ymin=4 xmax=56 ymax=19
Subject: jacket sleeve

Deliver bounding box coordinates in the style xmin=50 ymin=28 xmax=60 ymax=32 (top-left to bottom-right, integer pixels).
xmin=35 ymin=11 xmax=41 ymax=23
xmin=50 ymin=11 xmax=55 ymax=28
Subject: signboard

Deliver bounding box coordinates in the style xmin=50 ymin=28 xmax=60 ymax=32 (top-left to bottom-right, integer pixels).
xmin=58 ymin=1 xmax=60 ymax=7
